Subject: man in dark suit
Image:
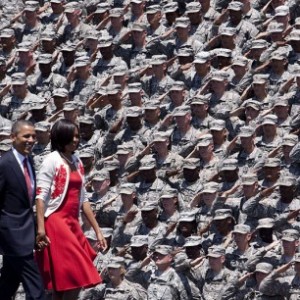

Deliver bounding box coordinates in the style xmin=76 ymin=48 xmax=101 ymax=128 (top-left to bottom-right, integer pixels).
xmin=0 ymin=120 xmax=45 ymax=299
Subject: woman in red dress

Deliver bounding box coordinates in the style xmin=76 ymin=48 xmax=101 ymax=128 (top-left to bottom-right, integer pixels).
xmin=35 ymin=119 xmax=107 ymax=300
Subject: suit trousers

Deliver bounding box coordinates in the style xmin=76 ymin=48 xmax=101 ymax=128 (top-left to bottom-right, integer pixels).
xmin=0 ymin=253 xmax=45 ymax=300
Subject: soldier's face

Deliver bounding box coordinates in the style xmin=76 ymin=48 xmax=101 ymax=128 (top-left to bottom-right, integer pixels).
xmin=161 ymin=197 xmax=177 ymax=213
xmin=153 ymin=140 xmax=168 ymax=153
xmin=144 ymin=109 xmax=160 ymax=123
xmin=141 ymin=209 xmax=157 ymax=227
xmin=208 ymin=256 xmax=224 ymax=272
xmin=240 ymin=136 xmax=253 ymax=149
xmin=176 ymin=27 xmax=189 ymax=39
xmin=170 ymin=90 xmax=184 ymax=105
xmin=233 ymin=232 xmax=250 ymax=248
xmin=152 ymin=252 xmax=172 ymax=268
xmin=245 ymin=107 xmax=259 ymax=120
xmin=35 ymin=130 xmax=50 ymax=144
xmin=242 ymin=183 xmax=257 ymax=198
xmin=188 ymin=12 xmax=201 ymax=24
xmin=262 ymin=124 xmax=276 ymax=136
xmin=131 ymin=2 xmax=144 ymax=15
xmin=273 ymin=105 xmax=289 ymax=119
xmin=282 ymin=239 xmax=298 ymax=256
xmin=12 ymin=84 xmax=27 ymax=97
xmin=131 ymin=245 xmax=147 ymax=261
xmin=132 ymin=30 xmax=146 ymax=45
xmin=185 ymin=245 xmax=201 ymax=259
xmin=108 ymin=267 xmax=122 ymax=281
xmin=0 ymin=36 xmax=15 ymax=49
xmin=201 ymin=192 xmax=216 ymax=205
xmin=294 ymin=262 xmax=300 ymax=274
xmin=255 ymin=272 xmax=267 ymax=284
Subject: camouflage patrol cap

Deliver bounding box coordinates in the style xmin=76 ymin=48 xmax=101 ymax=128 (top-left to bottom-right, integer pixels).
xmin=176 ymin=46 xmax=194 ymax=57
xmin=278 ymin=176 xmax=296 ymax=187
xmin=11 ymin=73 xmax=26 ymax=85
xmin=0 ymin=139 xmax=12 ymax=152
xmin=63 ymin=101 xmax=77 ymax=111
xmin=251 ymin=39 xmax=269 ymax=49
xmin=0 ymin=28 xmax=15 ymax=38
xmin=50 ymin=0 xmax=64 ymax=3
xmin=211 ymin=70 xmax=230 ymax=81
xmin=98 ymin=36 xmax=113 ymax=47
xmin=288 ymin=29 xmax=300 ymax=41
xmin=79 ymin=115 xmax=94 ymax=125
xmin=282 ymin=134 xmax=298 ymax=146
xmin=17 ymin=41 xmax=32 ymax=52
xmin=126 ymin=106 xmax=143 ymax=117
xmin=264 ymin=157 xmax=281 ymax=168
xmin=53 ymin=88 xmax=68 ymax=97
xmin=106 ymin=84 xmax=122 ymax=95
xmin=262 ymin=114 xmax=278 ymax=125
xmin=191 ymin=95 xmax=209 ymax=105
xmin=273 ymin=97 xmax=289 ymax=107
xmin=256 ymin=218 xmax=274 ymax=229
xmin=173 ymin=105 xmax=191 ymax=116
xmin=114 ymin=65 xmax=127 ymax=77
xmin=197 ymin=133 xmax=213 ymax=147
xmin=60 ymin=41 xmax=76 ymax=51
xmin=154 ymin=245 xmax=173 ymax=255
xmin=268 ymin=22 xmax=285 ymax=33
xmin=92 ymin=170 xmax=110 ymax=181
xmin=281 ymin=229 xmax=299 ymax=242
xmin=24 ymin=1 xmax=39 ymax=11
xmin=95 ymin=3 xmax=110 ymax=13
xmin=220 ymin=27 xmax=236 ymax=36
xmin=239 ymin=126 xmax=255 ymax=138
xmin=110 ymin=8 xmax=123 ymax=17
xmin=194 ymin=51 xmax=211 ymax=63
xmin=201 ymin=181 xmax=219 ymax=193
xmin=184 ymin=236 xmax=202 ymax=247
xmin=215 ymin=48 xmax=232 ymax=58
xmin=179 ymin=211 xmax=196 ymax=222
xmin=210 ymin=119 xmax=225 ymax=131
xmin=183 ymin=157 xmax=201 ymax=169
xmin=233 ymin=224 xmax=251 ymax=234
xmin=160 ymin=188 xmax=178 ymax=199
xmin=139 ymin=156 xmax=156 ymax=170
xmin=131 ymin=0 xmax=144 ymax=3
xmin=275 ymin=5 xmax=289 ymax=17
xmin=128 ymin=82 xmax=142 ymax=93
xmin=163 ymin=1 xmax=178 ymax=13
xmin=170 ymin=81 xmax=185 ymax=91
xmin=104 ymin=159 xmax=120 ymax=171
xmin=255 ymin=262 xmax=273 ymax=273
xmin=35 ymin=121 xmax=50 ymax=132
xmin=213 ymin=209 xmax=234 ymax=221
xmin=151 ymin=54 xmax=167 ymax=65
xmin=252 ymin=74 xmax=269 ymax=84
xmin=74 ymin=56 xmax=90 ymax=67
xmin=40 ymin=31 xmax=56 ymax=41
xmin=295 ymin=253 xmax=300 ymax=262
xmin=120 ymin=182 xmax=136 ymax=194
xmin=116 ymin=143 xmax=134 ymax=155
xmin=271 ymin=51 xmax=287 ymax=60
xmin=131 ymin=23 xmax=147 ymax=32
xmin=144 ymin=100 xmax=161 ymax=110
xmin=221 ymin=158 xmax=238 ymax=171
xmin=232 ymin=56 xmax=248 ymax=67
xmin=86 ymin=30 xmax=100 ymax=40
xmin=38 ymin=53 xmax=52 ymax=64
xmin=153 ymin=131 xmax=169 ymax=142
xmin=107 ymin=257 xmax=126 ymax=268
xmin=0 ymin=127 xmax=11 ymax=136
xmin=244 ymin=99 xmax=261 ymax=110
xmin=175 ymin=17 xmax=190 ymax=28
xmin=146 ymin=4 xmax=161 ymax=14
xmin=79 ymin=147 xmax=94 ymax=158
xmin=186 ymin=2 xmax=201 ymax=13
xmin=228 ymin=1 xmax=244 ymax=11
xmin=207 ymin=245 xmax=225 ymax=257
xmin=64 ymin=1 xmax=81 ymax=13
xmin=241 ymin=173 xmax=258 ymax=185
xmin=130 ymin=235 xmax=148 ymax=247
xmin=140 ymin=201 xmax=158 ymax=211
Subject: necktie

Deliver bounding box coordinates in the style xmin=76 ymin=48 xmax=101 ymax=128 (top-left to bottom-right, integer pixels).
xmin=23 ymin=158 xmax=33 ymax=201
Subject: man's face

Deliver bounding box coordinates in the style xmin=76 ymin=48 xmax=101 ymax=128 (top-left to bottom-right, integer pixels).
xmin=11 ymin=124 xmax=36 ymax=156
xmin=141 ymin=209 xmax=157 ymax=227
xmin=208 ymin=256 xmax=224 ymax=271
xmin=152 ymin=252 xmax=172 ymax=267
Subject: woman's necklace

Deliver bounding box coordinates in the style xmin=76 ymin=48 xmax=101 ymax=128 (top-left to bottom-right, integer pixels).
xmin=60 ymin=152 xmax=74 ymax=165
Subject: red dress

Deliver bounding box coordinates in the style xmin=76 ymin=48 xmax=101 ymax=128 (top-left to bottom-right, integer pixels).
xmin=36 ymin=169 xmax=101 ymax=291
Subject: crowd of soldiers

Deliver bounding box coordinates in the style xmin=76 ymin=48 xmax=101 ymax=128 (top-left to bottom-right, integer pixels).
xmin=2 ymin=0 xmax=300 ymax=299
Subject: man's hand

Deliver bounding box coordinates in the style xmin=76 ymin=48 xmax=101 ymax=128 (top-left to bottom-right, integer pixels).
xmin=36 ymin=231 xmax=51 ymax=250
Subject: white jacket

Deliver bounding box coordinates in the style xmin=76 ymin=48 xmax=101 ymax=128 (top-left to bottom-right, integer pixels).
xmin=35 ymin=151 xmax=87 ymax=217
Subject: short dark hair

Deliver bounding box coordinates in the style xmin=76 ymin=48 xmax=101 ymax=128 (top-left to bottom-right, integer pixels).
xmin=11 ymin=120 xmax=34 ymax=135
xmin=51 ymin=119 xmax=79 ymax=152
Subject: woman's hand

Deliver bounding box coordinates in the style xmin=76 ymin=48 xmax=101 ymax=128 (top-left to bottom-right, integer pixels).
xmin=36 ymin=230 xmax=51 ymax=250
xmin=96 ymin=231 xmax=107 ymax=252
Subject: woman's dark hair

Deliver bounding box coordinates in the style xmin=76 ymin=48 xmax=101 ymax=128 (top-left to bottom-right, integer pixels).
xmin=51 ymin=119 xmax=79 ymax=152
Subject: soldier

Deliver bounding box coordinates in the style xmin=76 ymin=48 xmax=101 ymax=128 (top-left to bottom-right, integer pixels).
xmin=197 ymin=245 xmax=236 ymax=300
xmin=62 ymin=101 xmax=79 ymax=123
xmin=0 ymin=28 xmax=17 ymax=61
xmin=0 ymin=72 xmax=41 ymax=121
xmin=259 ymin=157 xmax=281 ymax=188
xmin=259 ymin=253 xmax=300 ymax=298
xmin=28 ymin=53 xmax=67 ymax=97
xmin=170 ymin=105 xmax=200 ymax=157
xmin=147 ymin=245 xmax=188 ymax=300
xmin=78 ymin=115 xmax=100 ymax=150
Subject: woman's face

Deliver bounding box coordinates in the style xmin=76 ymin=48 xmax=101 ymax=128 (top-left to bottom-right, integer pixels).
xmin=64 ymin=127 xmax=80 ymax=153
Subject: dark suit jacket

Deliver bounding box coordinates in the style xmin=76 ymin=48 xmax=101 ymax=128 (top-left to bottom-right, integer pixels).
xmin=0 ymin=150 xmax=36 ymax=256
